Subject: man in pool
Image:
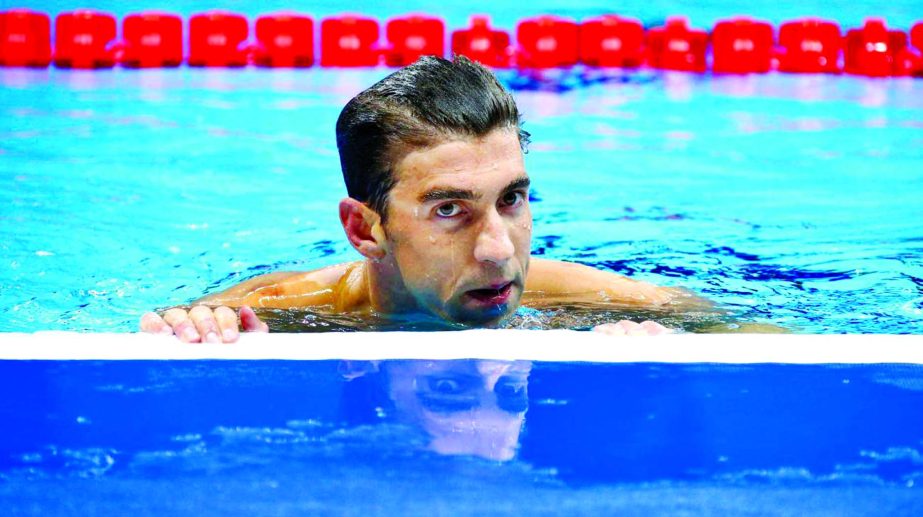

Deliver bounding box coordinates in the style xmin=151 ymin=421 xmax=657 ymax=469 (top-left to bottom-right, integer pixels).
xmin=140 ymin=56 xmax=703 ymax=342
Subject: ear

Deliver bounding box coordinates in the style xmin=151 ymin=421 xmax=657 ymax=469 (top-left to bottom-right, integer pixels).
xmin=339 ymin=198 xmax=388 ymax=260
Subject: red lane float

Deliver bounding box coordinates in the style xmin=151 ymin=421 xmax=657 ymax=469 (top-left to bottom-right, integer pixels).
xmin=516 ymin=16 xmax=579 ymax=68
xmin=386 ymin=15 xmax=444 ymax=66
xmin=777 ymin=19 xmax=842 ymax=73
xmin=54 ymin=10 xmax=117 ymax=69
xmin=646 ymin=17 xmax=707 ymax=72
xmin=712 ymin=17 xmax=774 ymax=74
xmin=254 ymin=13 xmax=314 ymax=67
xmin=451 ymin=16 xmax=512 ymax=68
xmin=188 ymin=12 xmax=248 ymax=67
xmin=913 ymin=22 xmax=923 ymax=52
xmin=0 ymin=9 xmax=51 ymax=67
xmin=321 ymin=15 xmax=379 ymax=67
xmin=579 ymin=15 xmax=644 ymax=68
xmin=121 ymin=12 xmax=182 ymax=68
xmin=905 ymin=22 xmax=923 ymax=76
xmin=844 ymin=19 xmax=907 ymax=77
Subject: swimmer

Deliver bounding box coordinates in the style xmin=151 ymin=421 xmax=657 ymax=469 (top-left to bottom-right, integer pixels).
xmin=140 ymin=56 xmax=766 ymax=342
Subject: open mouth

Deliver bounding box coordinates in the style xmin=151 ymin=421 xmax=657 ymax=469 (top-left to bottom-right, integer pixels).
xmin=465 ymin=282 xmax=514 ymax=305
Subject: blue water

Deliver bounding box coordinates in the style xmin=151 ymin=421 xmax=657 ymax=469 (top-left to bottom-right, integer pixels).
xmin=1 ymin=360 xmax=922 ymax=513
xmin=1 ymin=65 xmax=922 ymax=332
xmin=1 ymin=0 xmax=923 ymax=333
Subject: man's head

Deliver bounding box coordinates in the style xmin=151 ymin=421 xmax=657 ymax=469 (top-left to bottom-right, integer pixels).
xmin=336 ymin=55 xmax=530 ymax=219
xmin=340 ymin=359 xmax=531 ymax=461
xmin=336 ymin=56 xmax=533 ymax=326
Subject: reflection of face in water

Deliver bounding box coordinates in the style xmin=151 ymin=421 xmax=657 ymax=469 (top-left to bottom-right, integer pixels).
xmin=341 ymin=359 xmax=531 ymax=461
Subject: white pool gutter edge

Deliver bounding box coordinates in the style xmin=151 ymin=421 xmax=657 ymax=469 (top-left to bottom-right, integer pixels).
xmin=1 ymin=331 xmax=922 ymax=363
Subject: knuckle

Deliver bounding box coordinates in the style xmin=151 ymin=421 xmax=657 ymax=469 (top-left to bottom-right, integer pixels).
xmin=214 ymin=306 xmax=236 ymax=320
xmin=163 ymin=308 xmax=187 ymax=319
xmin=189 ymin=305 xmax=214 ymax=318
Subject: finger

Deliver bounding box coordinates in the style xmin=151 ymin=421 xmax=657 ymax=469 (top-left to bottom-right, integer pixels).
xmin=163 ymin=308 xmax=200 ymax=343
xmin=640 ymin=320 xmax=671 ymax=335
xmin=140 ymin=312 xmax=173 ymax=335
xmin=617 ymin=320 xmax=642 ymax=331
xmin=614 ymin=320 xmax=649 ymax=337
xmin=593 ymin=323 xmax=626 ymax=336
xmin=240 ymin=305 xmax=269 ymax=333
xmin=189 ymin=305 xmax=221 ymax=343
xmin=214 ymin=306 xmax=240 ymax=343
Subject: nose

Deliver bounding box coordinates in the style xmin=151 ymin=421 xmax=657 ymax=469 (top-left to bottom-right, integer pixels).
xmin=473 ymin=209 xmax=515 ymax=266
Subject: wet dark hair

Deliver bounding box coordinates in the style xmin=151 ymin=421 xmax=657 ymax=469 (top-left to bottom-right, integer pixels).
xmin=335 ymin=55 xmax=530 ymax=222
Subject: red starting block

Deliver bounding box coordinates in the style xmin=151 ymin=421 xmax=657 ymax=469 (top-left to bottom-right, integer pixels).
xmin=254 ymin=13 xmax=314 ymax=67
xmin=451 ymin=16 xmax=512 ymax=68
xmin=320 ymin=15 xmax=380 ymax=67
xmin=385 ymin=15 xmax=444 ymax=66
xmin=0 ymin=9 xmax=51 ymax=67
xmin=711 ymin=18 xmax=774 ymax=74
xmin=516 ymin=16 xmax=579 ymax=69
xmin=646 ymin=17 xmax=707 ymax=72
xmin=845 ymin=19 xmax=906 ymax=77
xmin=777 ymin=19 xmax=842 ymax=73
xmin=54 ymin=10 xmax=117 ymax=69
xmin=579 ymin=15 xmax=644 ymax=68
xmin=121 ymin=12 xmax=182 ymax=68
xmin=188 ymin=12 xmax=249 ymax=67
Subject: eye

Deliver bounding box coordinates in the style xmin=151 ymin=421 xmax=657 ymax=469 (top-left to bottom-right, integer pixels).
xmin=432 ymin=379 xmax=460 ymax=394
xmin=501 ymin=191 xmax=525 ymax=208
xmin=435 ymin=203 xmax=462 ymax=218
xmin=428 ymin=377 xmax=462 ymax=394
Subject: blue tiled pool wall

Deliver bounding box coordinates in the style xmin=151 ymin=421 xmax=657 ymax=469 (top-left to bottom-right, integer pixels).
xmin=2 ymin=360 xmax=923 ymax=486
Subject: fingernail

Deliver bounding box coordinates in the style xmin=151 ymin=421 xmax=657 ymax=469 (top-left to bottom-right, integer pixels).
xmin=159 ymin=327 xmax=174 ymax=336
xmin=205 ymin=332 xmax=220 ymax=344
xmin=222 ymin=329 xmax=237 ymax=342
xmin=181 ymin=328 xmax=199 ymax=342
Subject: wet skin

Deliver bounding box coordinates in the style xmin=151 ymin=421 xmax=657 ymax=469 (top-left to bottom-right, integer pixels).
xmin=141 ymin=129 xmax=711 ymax=341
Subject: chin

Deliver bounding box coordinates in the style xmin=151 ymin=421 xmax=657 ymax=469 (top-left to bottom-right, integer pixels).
xmin=448 ymin=301 xmax=520 ymax=328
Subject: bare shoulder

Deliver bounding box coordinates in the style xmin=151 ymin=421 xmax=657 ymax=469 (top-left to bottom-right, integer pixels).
xmin=524 ymin=258 xmax=698 ymax=308
xmin=196 ymin=261 xmax=364 ymax=309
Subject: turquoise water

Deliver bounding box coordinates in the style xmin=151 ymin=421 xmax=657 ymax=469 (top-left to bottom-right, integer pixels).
xmin=2 ymin=67 xmax=922 ymax=333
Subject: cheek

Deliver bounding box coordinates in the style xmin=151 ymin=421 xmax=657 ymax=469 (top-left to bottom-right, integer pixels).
xmin=391 ymin=229 xmax=464 ymax=288
xmin=513 ymin=211 xmax=533 ymax=249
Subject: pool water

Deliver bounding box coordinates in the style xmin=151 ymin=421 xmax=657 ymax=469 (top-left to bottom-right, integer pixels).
xmin=1 ymin=359 xmax=922 ymax=513
xmin=2 ymin=65 xmax=922 ymax=333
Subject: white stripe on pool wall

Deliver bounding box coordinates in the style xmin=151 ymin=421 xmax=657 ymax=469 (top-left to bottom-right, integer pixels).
xmin=1 ymin=331 xmax=922 ymax=363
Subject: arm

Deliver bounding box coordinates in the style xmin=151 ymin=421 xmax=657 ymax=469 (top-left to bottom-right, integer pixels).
xmin=140 ymin=262 xmax=362 ymax=342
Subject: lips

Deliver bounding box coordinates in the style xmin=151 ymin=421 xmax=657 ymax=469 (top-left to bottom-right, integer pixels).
xmin=465 ymin=281 xmax=514 ymax=306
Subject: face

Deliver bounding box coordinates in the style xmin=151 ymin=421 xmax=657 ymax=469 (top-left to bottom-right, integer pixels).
xmin=383 ymin=359 xmax=531 ymax=461
xmin=382 ymin=128 xmax=532 ymax=326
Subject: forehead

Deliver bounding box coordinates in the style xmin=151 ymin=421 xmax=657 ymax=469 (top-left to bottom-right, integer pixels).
xmin=391 ymin=129 xmax=526 ymax=194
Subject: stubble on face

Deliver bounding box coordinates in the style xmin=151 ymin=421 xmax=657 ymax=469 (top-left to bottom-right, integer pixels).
xmin=379 ymin=129 xmax=532 ymax=326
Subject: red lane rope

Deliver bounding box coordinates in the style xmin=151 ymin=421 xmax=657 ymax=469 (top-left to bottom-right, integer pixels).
xmin=1 ymin=9 xmax=921 ymax=77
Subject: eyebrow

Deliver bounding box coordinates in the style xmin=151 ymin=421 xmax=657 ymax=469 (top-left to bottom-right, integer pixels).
xmin=418 ymin=176 xmax=531 ymax=203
